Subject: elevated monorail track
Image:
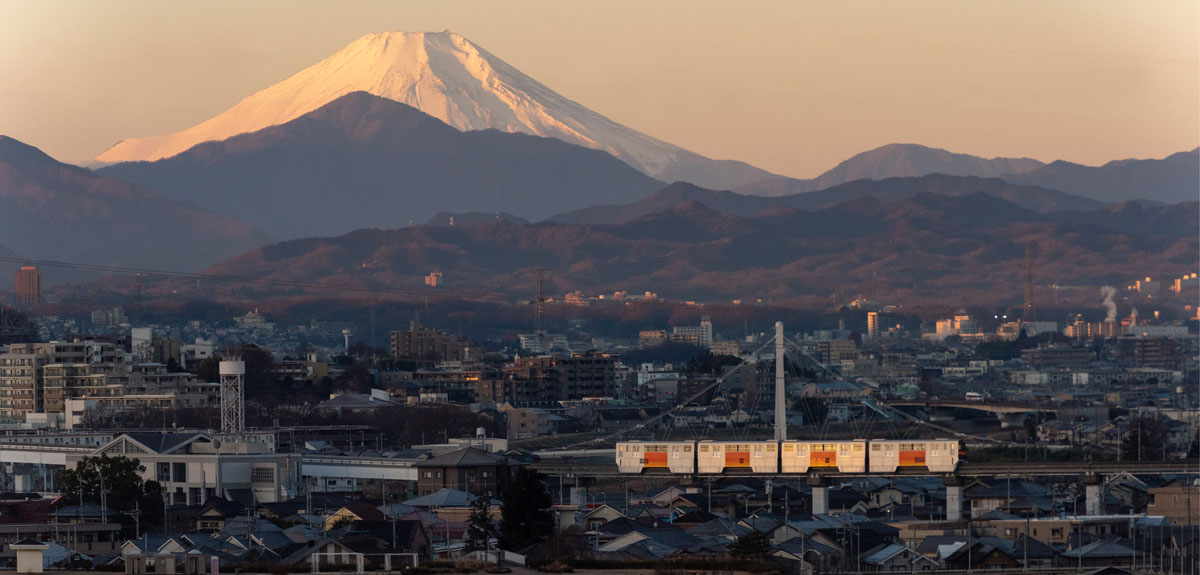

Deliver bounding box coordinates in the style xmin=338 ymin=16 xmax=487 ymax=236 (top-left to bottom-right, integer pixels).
xmin=529 ymin=458 xmax=1198 ymax=478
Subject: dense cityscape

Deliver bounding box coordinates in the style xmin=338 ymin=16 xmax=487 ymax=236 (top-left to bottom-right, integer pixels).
xmin=0 ymin=259 xmax=1195 ymax=573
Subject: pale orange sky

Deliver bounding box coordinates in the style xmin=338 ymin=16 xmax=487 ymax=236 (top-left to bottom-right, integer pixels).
xmin=0 ymin=0 xmax=1196 ymax=178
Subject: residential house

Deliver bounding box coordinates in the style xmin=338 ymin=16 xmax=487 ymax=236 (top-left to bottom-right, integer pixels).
xmin=413 ymin=447 xmax=518 ymax=498
xmin=1061 ymin=538 xmax=1136 ymax=568
xmin=943 ymin=541 xmax=1022 ymax=570
xmin=1146 ymin=479 xmax=1199 ymax=524
xmin=324 ymin=504 xmax=387 ymax=531
xmin=861 ymin=543 xmax=939 ymax=572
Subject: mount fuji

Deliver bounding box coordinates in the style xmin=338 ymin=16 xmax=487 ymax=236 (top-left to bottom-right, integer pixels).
xmin=93 ymin=30 xmax=776 ymax=189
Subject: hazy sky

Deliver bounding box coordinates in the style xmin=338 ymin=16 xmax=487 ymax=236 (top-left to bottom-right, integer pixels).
xmin=1 ymin=0 xmax=1196 ymax=178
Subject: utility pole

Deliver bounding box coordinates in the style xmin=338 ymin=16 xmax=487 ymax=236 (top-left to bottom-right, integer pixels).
xmin=100 ymin=474 xmax=107 ymax=524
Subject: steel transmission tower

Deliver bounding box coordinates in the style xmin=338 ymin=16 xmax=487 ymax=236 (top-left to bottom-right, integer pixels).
xmin=219 ymin=359 xmax=245 ymax=433
xmin=533 ymin=262 xmax=546 ymax=334
xmin=1022 ymin=244 xmax=1036 ymax=325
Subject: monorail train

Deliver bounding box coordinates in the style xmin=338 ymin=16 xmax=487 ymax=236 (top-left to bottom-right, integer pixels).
xmin=616 ymin=439 xmax=958 ymax=474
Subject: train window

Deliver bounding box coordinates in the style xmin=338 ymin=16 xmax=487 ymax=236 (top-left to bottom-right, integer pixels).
xmin=854 ymin=444 xmax=864 ymax=452
xmin=872 ymin=444 xmax=881 ymax=451
xmin=783 ymin=444 xmax=793 ymax=451
xmin=700 ymin=445 xmax=709 ymax=452
xmin=684 ymin=445 xmax=692 ymax=452
xmin=767 ymin=444 xmax=776 ymax=452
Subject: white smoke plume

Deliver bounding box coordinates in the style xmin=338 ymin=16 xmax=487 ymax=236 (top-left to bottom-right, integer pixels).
xmin=1100 ymin=286 xmax=1117 ymax=322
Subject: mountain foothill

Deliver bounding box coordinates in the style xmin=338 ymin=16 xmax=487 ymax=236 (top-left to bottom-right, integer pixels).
xmin=1 ymin=30 xmax=1196 ymax=311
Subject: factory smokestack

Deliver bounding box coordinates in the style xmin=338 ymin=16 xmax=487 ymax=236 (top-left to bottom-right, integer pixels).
xmin=1100 ymin=286 xmax=1117 ymax=322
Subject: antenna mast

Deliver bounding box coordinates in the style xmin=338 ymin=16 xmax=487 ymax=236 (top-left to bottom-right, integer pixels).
xmin=774 ymin=322 xmax=786 ymax=441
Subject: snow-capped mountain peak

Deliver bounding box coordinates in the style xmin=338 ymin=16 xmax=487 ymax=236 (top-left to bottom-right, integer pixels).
xmin=94 ymin=30 xmax=775 ymax=188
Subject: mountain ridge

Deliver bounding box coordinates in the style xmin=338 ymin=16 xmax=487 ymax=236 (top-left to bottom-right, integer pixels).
xmin=97 ymin=92 xmax=665 ymax=239
xmin=1000 ymin=148 xmax=1199 ymax=204
xmin=130 ymin=191 xmax=1197 ymax=310
xmin=0 ymin=135 xmax=272 ymax=272
xmin=551 ymin=174 xmax=1105 ymax=225
xmin=736 ymin=143 xmax=1045 ymax=196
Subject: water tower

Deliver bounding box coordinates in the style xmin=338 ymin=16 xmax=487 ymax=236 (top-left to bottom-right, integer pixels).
xmin=219 ymin=359 xmax=245 ymax=433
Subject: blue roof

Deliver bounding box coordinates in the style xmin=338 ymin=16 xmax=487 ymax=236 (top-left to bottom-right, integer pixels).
xmin=404 ymin=488 xmax=497 ymax=508
xmin=863 ymin=543 xmax=909 ymax=564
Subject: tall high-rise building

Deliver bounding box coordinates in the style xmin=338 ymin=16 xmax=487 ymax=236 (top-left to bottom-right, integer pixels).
xmin=14 ymin=266 xmax=41 ymax=306
xmin=866 ymin=312 xmax=880 ymax=339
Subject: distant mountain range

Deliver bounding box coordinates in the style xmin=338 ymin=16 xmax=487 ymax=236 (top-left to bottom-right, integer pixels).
xmin=98 ymin=92 xmax=664 ymax=239
xmin=0 ymin=136 xmax=271 ymax=272
xmin=144 ymin=191 xmax=1197 ymax=310
xmin=735 ymin=143 xmax=1045 ymax=196
xmin=551 ymin=175 xmax=1104 ymax=225
xmin=1000 ymin=148 xmax=1200 ymax=204
xmin=735 ymin=143 xmax=1198 ymax=206
xmin=93 ymin=30 xmax=776 ymax=190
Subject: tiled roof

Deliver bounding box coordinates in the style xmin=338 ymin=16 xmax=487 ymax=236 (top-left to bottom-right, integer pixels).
xmin=403 ymin=488 xmax=486 ymax=508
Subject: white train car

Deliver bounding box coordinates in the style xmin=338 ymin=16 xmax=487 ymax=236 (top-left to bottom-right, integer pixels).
xmin=696 ymin=441 xmax=778 ymax=473
xmin=781 ymin=440 xmax=867 ymax=473
xmin=615 ymin=441 xmax=696 ymax=473
xmin=868 ymin=439 xmax=959 ymax=473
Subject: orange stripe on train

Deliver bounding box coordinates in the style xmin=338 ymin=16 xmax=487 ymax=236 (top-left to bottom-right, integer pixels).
xmin=644 ymin=452 xmax=669 ymax=467
xmin=810 ymin=451 xmax=837 ymax=467
xmin=725 ymin=452 xmax=751 ymax=467
xmin=899 ymin=450 xmax=927 ymax=466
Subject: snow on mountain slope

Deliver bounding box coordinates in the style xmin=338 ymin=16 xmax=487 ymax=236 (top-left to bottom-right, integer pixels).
xmin=94 ymin=30 xmax=775 ymax=188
